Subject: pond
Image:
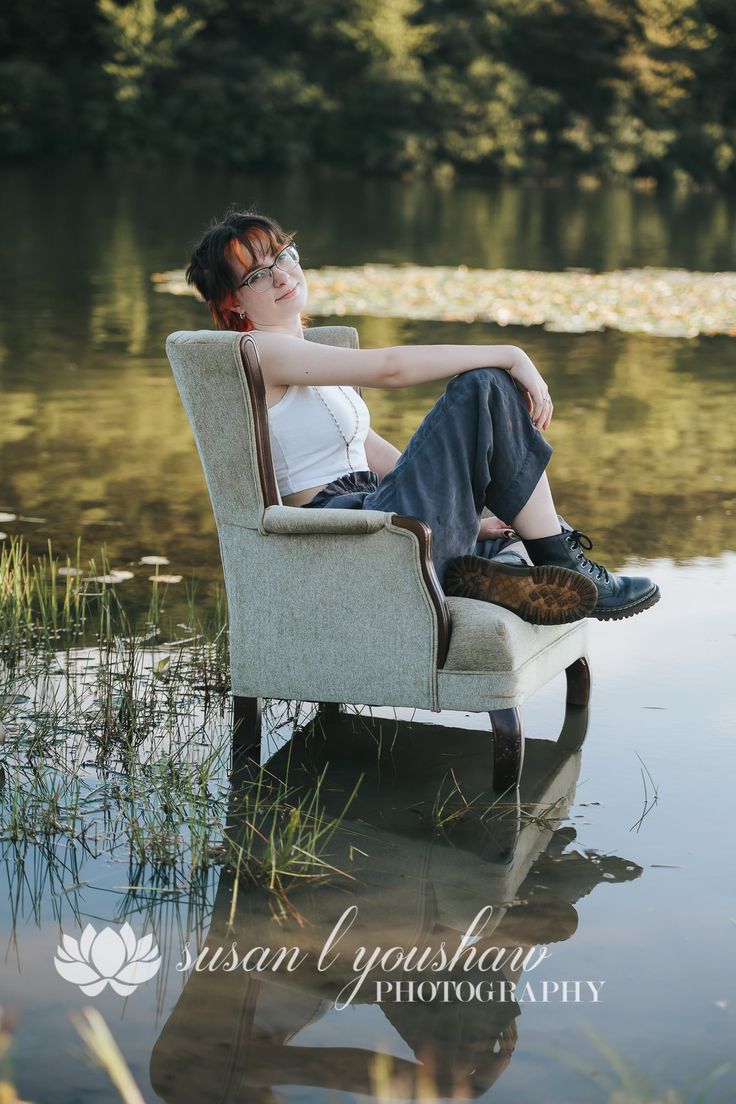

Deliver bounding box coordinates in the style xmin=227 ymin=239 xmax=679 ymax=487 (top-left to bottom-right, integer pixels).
xmin=0 ymin=166 xmax=735 ymax=1104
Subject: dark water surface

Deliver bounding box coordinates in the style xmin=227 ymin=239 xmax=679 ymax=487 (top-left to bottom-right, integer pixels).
xmin=1 ymin=167 xmax=735 ymax=1103
xmin=1 ymin=166 xmax=735 ymax=576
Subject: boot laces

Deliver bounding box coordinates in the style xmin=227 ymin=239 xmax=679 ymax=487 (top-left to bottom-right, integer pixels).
xmin=565 ymin=530 xmax=610 ymax=583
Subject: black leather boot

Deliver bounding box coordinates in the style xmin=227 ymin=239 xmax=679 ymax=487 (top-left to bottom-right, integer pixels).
xmin=522 ymin=529 xmax=660 ymax=621
xmin=444 ymin=554 xmax=597 ymax=625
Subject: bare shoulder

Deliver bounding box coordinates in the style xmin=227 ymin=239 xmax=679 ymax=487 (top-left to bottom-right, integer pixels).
xmin=244 ymin=330 xmax=299 ymax=349
xmin=243 ymin=329 xmax=391 ymax=389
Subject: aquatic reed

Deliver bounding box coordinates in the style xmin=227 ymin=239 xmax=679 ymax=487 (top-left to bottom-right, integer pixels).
xmin=0 ymin=537 xmax=356 ymax=912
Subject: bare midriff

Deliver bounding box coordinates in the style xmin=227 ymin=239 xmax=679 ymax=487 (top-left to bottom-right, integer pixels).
xmin=282 ymin=484 xmax=328 ymax=507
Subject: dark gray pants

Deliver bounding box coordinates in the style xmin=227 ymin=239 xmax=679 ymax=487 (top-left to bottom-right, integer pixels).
xmin=302 ymin=368 xmax=553 ymax=584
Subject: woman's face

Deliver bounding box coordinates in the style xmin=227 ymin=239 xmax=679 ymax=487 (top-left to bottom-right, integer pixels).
xmin=231 ymin=238 xmax=308 ymax=331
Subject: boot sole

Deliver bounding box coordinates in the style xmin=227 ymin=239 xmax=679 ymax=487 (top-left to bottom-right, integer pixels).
xmin=444 ymin=556 xmax=598 ymax=626
xmin=591 ymin=585 xmax=661 ymax=621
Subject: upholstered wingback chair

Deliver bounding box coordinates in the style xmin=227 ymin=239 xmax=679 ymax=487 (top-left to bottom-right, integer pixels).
xmin=166 ymin=325 xmax=590 ymax=790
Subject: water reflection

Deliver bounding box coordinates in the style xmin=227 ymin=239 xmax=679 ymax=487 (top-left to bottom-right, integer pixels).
xmin=151 ymin=713 xmax=642 ymax=1102
xmin=1 ymin=168 xmax=734 ymax=580
xmin=1 ymin=319 xmax=733 ymax=575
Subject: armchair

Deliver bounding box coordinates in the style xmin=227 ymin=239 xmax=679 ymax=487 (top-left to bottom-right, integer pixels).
xmin=165 ymin=326 xmax=590 ymax=790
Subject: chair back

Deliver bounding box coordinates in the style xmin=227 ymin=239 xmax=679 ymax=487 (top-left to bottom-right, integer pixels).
xmin=167 ymin=324 xmax=448 ymax=708
xmin=165 ymin=326 xmax=358 ymax=531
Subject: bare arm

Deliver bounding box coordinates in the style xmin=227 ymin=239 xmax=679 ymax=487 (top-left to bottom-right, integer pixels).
xmin=245 ymin=332 xmax=554 ymax=429
xmin=364 ymin=429 xmax=401 ymax=477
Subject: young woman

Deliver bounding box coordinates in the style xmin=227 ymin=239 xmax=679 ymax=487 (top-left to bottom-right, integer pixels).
xmin=185 ymin=210 xmax=659 ymax=625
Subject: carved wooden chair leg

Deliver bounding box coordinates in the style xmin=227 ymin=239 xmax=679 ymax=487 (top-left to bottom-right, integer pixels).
xmin=490 ymin=707 xmax=524 ymax=793
xmin=232 ymin=695 xmax=262 ymax=774
xmin=299 ymin=702 xmax=342 ymax=750
xmin=557 ymin=702 xmax=590 ymax=752
xmin=557 ymin=658 xmax=591 ymax=752
xmin=317 ymin=702 xmax=342 ymax=721
xmin=565 ymin=657 xmax=591 ymax=707
xmin=491 ymin=798 xmax=521 ymax=864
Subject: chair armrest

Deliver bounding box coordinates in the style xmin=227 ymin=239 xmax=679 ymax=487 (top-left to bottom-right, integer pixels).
xmin=260 ymin=507 xmax=451 ymax=667
xmin=262 ymin=505 xmax=391 ymax=535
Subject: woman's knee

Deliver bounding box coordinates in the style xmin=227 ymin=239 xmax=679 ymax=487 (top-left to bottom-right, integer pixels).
xmin=447 ymin=366 xmax=516 ymax=399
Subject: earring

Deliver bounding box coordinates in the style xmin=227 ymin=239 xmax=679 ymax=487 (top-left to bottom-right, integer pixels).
xmin=239 ymin=312 xmax=246 ymax=319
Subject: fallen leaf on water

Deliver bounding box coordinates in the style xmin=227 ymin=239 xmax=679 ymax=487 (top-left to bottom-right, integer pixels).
xmin=57 ymin=566 xmax=83 ymax=577
xmin=140 ymin=555 xmax=170 ymax=565
xmin=149 ymin=574 xmax=183 ymax=584
xmin=0 ymin=512 xmax=17 ymax=523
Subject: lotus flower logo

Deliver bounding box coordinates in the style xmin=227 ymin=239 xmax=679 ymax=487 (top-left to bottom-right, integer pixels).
xmin=54 ymin=923 xmax=161 ymax=996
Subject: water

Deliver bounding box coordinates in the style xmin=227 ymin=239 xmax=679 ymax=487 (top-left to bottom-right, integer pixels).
xmin=0 ymin=167 xmax=735 ymax=1103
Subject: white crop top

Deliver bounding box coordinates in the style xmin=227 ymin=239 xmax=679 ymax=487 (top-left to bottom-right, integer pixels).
xmin=267 ymin=385 xmax=371 ymax=496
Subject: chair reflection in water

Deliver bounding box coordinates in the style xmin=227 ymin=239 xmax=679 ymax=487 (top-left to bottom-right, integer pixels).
xmin=150 ymin=715 xmax=641 ymax=1102
xmin=166 ymin=325 xmax=591 ymax=791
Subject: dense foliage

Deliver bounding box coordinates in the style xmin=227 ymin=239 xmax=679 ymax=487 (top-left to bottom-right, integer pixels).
xmin=2 ymin=0 xmax=734 ymax=185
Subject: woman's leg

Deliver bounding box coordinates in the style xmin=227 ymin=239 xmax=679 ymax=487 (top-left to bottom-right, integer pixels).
xmin=509 ymin=472 xmax=561 ymax=539
xmin=361 ymin=367 xmax=553 ymax=582
xmin=306 ymin=368 xmax=658 ymax=620
xmin=360 ymin=369 xmax=602 ymax=623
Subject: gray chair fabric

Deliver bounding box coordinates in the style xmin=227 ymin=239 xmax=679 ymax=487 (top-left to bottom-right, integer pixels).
xmin=166 ymin=326 xmax=588 ymax=715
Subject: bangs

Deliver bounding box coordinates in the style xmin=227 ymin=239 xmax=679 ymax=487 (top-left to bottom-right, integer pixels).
xmin=226 ymin=226 xmax=291 ymax=282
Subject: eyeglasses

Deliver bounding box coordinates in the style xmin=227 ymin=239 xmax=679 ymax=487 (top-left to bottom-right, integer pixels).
xmin=237 ymin=243 xmax=300 ymax=293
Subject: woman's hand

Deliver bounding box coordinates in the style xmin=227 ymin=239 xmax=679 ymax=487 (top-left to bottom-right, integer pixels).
xmin=508 ymin=349 xmax=553 ymax=431
xmin=478 ymin=516 xmax=516 ymax=541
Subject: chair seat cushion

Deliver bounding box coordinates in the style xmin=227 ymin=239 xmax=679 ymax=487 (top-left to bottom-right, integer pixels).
xmin=443 ymin=597 xmax=586 ymax=672
xmin=437 ymin=597 xmax=588 ymax=711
